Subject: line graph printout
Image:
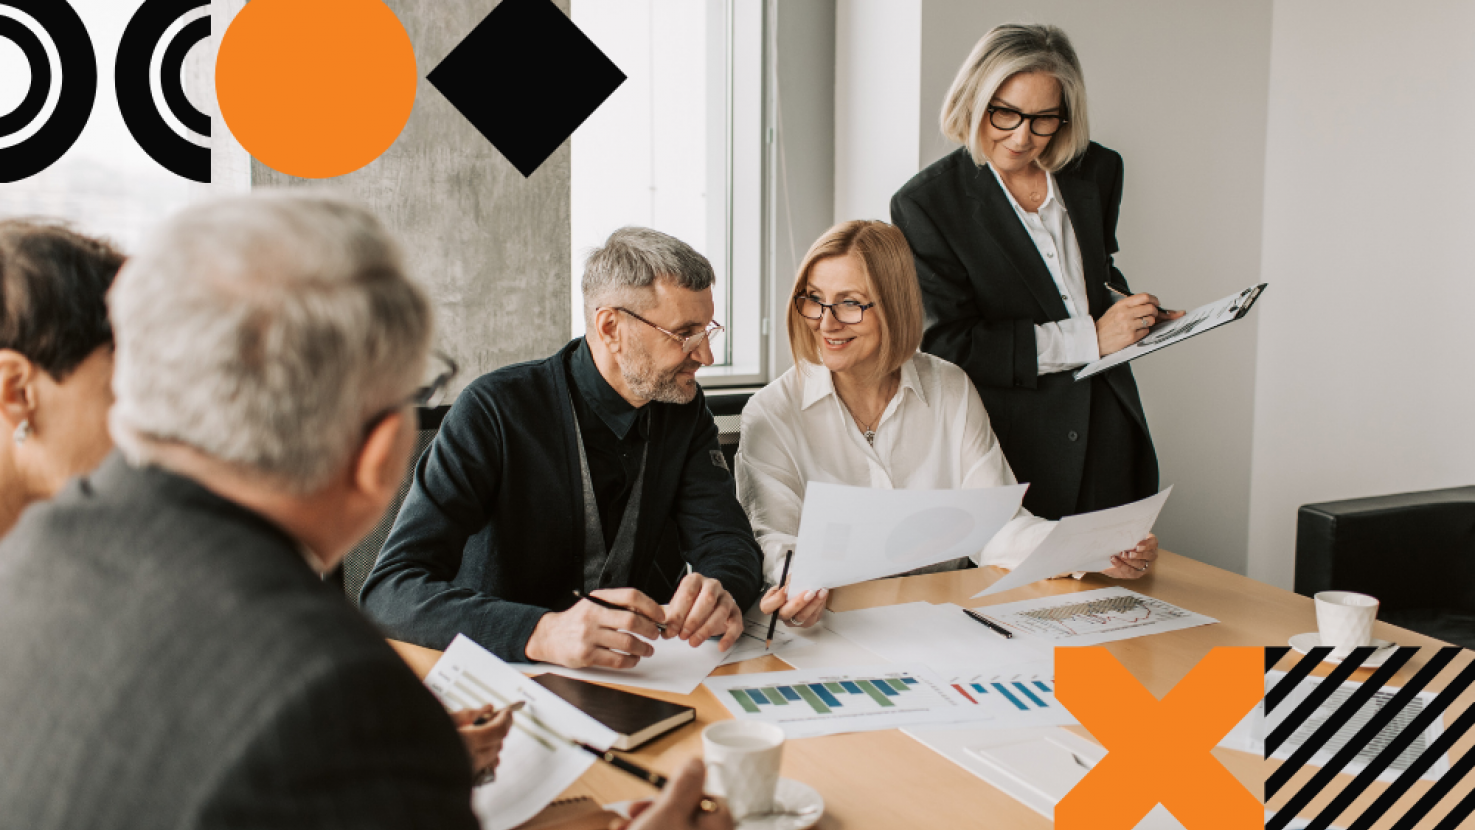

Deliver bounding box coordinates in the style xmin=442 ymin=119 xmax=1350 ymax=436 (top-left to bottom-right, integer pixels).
xmin=426 ymin=635 xmax=618 ymax=830
xmin=977 ymin=587 xmax=1217 ymax=647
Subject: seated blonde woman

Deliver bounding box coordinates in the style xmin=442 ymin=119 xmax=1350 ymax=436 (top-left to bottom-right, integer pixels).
xmin=736 ymin=220 xmax=1157 ymax=627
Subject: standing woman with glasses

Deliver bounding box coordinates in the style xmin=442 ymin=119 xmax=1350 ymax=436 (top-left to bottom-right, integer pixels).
xmin=892 ymin=24 xmax=1182 ymax=523
xmin=735 ymin=221 xmax=1157 ymax=630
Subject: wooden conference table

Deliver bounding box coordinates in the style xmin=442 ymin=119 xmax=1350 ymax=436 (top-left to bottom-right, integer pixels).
xmin=391 ymin=552 xmax=1475 ymax=829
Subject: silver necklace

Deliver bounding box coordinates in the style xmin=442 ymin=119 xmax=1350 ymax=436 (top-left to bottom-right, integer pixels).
xmin=841 ymin=375 xmax=898 ymax=447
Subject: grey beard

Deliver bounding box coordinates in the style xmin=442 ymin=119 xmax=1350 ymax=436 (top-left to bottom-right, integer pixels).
xmin=623 ymin=362 xmax=699 ymax=404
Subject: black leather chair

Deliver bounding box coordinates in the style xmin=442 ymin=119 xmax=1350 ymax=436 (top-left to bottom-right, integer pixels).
xmin=1296 ymin=486 xmax=1475 ymax=649
xmin=328 ymin=405 xmax=448 ymax=605
xmin=706 ymin=389 xmax=756 ymax=472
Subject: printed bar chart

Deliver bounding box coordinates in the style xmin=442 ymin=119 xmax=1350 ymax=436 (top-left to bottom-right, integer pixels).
xmin=705 ymin=665 xmax=980 ymax=737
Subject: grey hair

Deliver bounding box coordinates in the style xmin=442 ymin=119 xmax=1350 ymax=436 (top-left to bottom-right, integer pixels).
xmin=108 ymin=192 xmax=433 ymax=494
xmin=940 ymin=23 xmax=1091 ymax=173
xmin=580 ymin=226 xmax=715 ymax=328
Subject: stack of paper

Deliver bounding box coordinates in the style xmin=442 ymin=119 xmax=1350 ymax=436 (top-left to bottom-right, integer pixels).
xmin=426 ymin=636 xmax=618 ymax=830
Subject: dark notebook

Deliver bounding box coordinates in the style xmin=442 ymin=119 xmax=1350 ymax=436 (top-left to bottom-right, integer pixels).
xmin=532 ymin=674 xmax=695 ymax=751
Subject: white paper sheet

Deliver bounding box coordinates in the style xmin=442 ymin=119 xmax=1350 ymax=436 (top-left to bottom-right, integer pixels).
xmin=970 ymin=587 xmax=1217 ymax=647
xmin=718 ymin=614 xmax=813 ymax=666
xmin=974 ymin=488 xmax=1172 ymax=597
xmin=704 ymin=664 xmax=994 ymax=738
xmin=1075 ymin=284 xmax=1265 ymax=380
xmin=532 ymin=633 xmax=727 ymax=695
xmin=903 ymin=726 xmax=1187 ymax=828
xmin=820 ymin=601 xmax=1050 ymax=675
xmin=767 ymin=620 xmax=888 ymax=670
xmin=425 ymin=635 xmax=619 ymax=830
xmin=788 ymin=481 xmax=1028 ymax=593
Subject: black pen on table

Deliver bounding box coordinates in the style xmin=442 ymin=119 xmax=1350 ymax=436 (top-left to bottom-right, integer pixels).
xmin=576 ymin=743 xmax=720 ymax=813
xmin=961 ymin=607 xmax=1014 ymax=639
xmin=572 ymin=589 xmax=667 ymax=633
xmin=765 ymin=548 xmax=794 ymax=649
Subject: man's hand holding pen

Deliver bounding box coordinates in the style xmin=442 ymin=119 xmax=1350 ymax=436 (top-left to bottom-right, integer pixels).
xmin=525 ymin=588 xmax=668 ymax=669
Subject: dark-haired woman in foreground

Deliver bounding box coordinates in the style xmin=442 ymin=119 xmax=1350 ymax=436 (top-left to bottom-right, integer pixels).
xmin=0 ymin=220 xmax=123 ymax=537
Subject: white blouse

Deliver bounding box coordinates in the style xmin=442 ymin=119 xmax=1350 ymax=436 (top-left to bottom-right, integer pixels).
xmin=735 ymin=352 xmax=1055 ymax=586
xmin=985 ymin=163 xmax=1100 ymax=374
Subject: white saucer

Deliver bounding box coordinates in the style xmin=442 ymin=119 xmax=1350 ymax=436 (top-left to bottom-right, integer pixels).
xmin=1288 ymin=632 xmax=1395 ymax=667
xmin=605 ymin=778 xmax=823 ymax=830
xmin=736 ymin=778 xmax=824 ymax=830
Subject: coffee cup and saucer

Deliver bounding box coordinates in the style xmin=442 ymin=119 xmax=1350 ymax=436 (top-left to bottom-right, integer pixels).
xmin=1289 ymin=591 xmax=1396 ymax=667
xmin=702 ymin=721 xmax=823 ymax=830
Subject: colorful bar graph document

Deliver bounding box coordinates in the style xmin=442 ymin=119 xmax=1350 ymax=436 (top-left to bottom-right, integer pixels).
xmin=426 ymin=635 xmax=618 ymax=830
xmin=706 ymin=663 xmax=1071 ymax=738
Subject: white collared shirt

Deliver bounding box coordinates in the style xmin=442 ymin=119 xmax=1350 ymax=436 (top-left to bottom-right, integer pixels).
xmin=735 ymin=352 xmax=1055 ymax=586
xmin=986 ymin=163 xmax=1100 ymax=374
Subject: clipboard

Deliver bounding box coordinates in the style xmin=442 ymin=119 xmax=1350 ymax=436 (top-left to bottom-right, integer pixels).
xmin=1074 ymin=283 xmax=1267 ymax=381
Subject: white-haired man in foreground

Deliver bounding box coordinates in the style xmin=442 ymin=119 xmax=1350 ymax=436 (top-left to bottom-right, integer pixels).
xmin=0 ymin=194 xmax=727 ymax=830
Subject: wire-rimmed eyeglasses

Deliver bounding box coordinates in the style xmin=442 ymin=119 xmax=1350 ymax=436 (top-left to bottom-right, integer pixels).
xmin=794 ymin=294 xmax=876 ymax=325
xmin=986 ymin=105 xmax=1066 ymax=137
xmin=607 ymin=307 xmax=724 ymax=355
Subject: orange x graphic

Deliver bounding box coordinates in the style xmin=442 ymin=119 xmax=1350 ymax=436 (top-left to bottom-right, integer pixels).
xmin=1056 ymin=647 xmax=1262 ymax=830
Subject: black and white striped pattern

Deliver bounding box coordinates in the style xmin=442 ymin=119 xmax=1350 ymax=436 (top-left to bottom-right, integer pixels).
xmin=1263 ymin=646 xmax=1475 ymax=830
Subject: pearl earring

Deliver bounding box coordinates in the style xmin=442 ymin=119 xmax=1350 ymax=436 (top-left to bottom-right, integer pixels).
xmin=12 ymin=419 xmax=31 ymax=446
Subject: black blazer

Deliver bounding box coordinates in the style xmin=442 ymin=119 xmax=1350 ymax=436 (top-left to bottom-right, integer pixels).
xmin=360 ymin=338 xmax=764 ymax=662
xmin=891 ymin=142 xmax=1157 ymax=519
xmin=0 ymin=455 xmax=476 ymax=830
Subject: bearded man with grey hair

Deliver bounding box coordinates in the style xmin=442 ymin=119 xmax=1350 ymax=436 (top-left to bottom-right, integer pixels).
xmin=361 ymin=227 xmax=763 ymax=670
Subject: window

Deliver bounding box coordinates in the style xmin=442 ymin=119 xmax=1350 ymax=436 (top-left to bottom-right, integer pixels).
xmin=570 ymin=0 xmax=764 ymax=384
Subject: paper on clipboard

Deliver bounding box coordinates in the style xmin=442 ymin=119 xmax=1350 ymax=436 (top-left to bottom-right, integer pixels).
xmin=1075 ymin=284 xmax=1266 ymax=380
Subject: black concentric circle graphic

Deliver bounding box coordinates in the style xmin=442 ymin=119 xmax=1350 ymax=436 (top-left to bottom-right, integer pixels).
xmin=0 ymin=16 xmax=50 ymax=136
xmin=0 ymin=0 xmax=96 ymax=184
xmin=116 ymin=0 xmax=209 ymax=183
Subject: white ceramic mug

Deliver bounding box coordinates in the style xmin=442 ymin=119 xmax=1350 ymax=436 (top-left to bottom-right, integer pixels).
xmin=1315 ymin=591 xmax=1379 ymax=658
xmin=702 ymin=720 xmax=785 ymax=820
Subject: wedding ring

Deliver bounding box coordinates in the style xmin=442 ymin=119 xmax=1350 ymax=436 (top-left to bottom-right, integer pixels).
xmin=787 ymin=616 xmax=802 ymax=626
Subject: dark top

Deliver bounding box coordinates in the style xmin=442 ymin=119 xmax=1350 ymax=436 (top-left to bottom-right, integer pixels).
xmin=569 ymin=338 xmax=651 ymax=550
xmin=891 ymin=143 xmax=1159 ymax=519
xmin=360 ymin=338 xmax=764 ymax=662
xmin=0 ymin=455 xmax=475 ymax=830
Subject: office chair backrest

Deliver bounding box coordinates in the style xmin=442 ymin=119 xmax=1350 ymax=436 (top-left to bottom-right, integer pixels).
xmin=339 ymin=405 xmax=449 ymax=605
xmin=706 ymin=389 xmax=755 ymax=472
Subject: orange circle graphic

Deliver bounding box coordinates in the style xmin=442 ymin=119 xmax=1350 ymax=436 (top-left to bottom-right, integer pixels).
xmin=216 ymin=0 xmax=417 ymax=179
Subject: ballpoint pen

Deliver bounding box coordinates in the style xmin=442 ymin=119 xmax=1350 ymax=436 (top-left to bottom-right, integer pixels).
xmin=961 ymin=607 xmax=1014 ymax=639
xmin=572 ymin=589 xmax=668 ymax=633
xmin=765 ymin=548 xmax=794 ymax=649
xmin=1105 ymin=282 xmax=1179 ymax=315
xmin=508 ymin=700 xmax=719 ymax=812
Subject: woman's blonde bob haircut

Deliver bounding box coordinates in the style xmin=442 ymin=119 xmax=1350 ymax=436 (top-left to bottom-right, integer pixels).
xmin=787 ymin=220 xmax=923 ymax=380
xmin=940 ymin=23 xmax=1090 ymax=173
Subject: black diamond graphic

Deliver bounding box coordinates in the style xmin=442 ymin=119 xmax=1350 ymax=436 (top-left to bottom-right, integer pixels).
xmin=429 ymin=0 xmax=626 ymax=178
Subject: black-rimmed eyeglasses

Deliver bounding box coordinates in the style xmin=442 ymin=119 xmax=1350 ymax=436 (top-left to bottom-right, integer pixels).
xmin=607 ymin=307 xmax=724 ymax=355
xmin=986 ymin=105 xmax=1066 ymax=137
xmin=364 ymin=350 xmax=458 ymax=435
xmin=794 ymin=294 xmax=876 ymax=325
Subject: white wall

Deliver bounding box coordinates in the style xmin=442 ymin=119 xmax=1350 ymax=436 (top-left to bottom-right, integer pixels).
xmin=833 ymin=0 xmax=921 ymax=223
xmin=1247 ymin=0 xmax=1475 ymax=589
xmin=909 ymin=0 xmax=1275 ymax=576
